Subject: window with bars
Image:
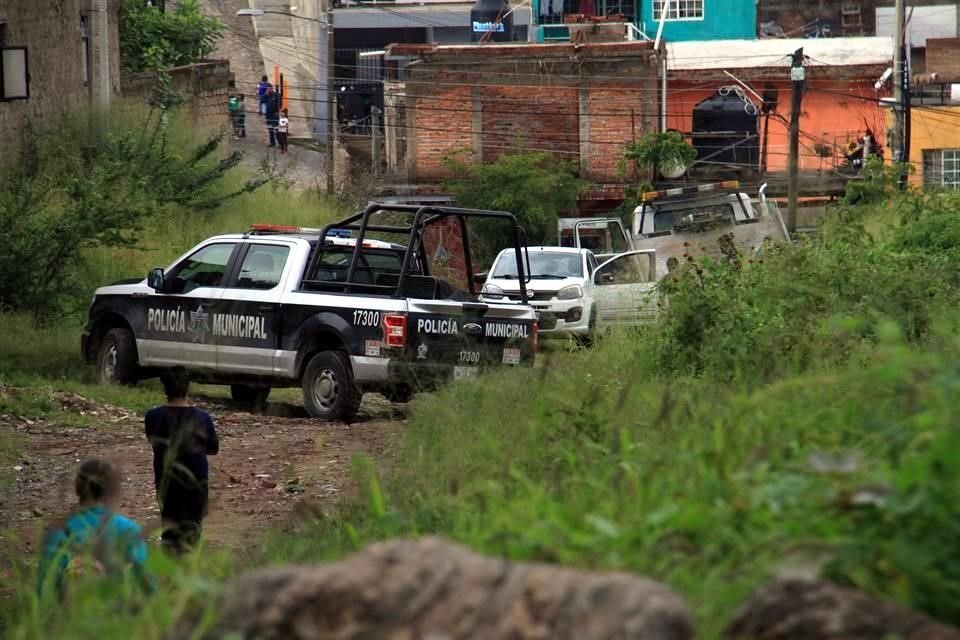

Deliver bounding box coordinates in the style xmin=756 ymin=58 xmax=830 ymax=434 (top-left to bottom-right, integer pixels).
xmin=653 ymin=0 xmax=703 ymax=20
xmin=923 ymin=149 xmax=960 ymax=189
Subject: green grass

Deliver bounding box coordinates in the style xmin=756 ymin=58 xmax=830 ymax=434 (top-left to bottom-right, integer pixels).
xmin=5 ymin=185 xmax=960 ymax=637
xmin=256 ymin=325 xmax=960 ymax=636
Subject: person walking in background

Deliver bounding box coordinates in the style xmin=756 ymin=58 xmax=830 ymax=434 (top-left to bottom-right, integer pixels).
xmin=278 ymin=108 xmax=290 ymax=154
xmin=37 ymin=459 xmax=154 ymax=600
xmin=264 ymin=86 xmax=280 ymax=148
xmin=228 ymin=93 xmax=246 ymax=140
xmin=145 ymin=366 xmax=219 ymax=554
xmin=257 ymin=75 xmax=272 ymax=116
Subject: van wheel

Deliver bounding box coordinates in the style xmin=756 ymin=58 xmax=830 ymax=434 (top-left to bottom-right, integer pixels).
xmin=230 ymin=385 xmax=271 ymax=409
xmin=97 ymin=328 xmax=139 ymax=384
xmin=302 ymin=351 xmax=362 ymax=422
xmin=576 ymin=308 xmax=598 ymax=348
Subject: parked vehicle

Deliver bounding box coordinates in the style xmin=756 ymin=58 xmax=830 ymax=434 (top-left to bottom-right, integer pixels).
xmin=479 ymin=246 xmax=658 ymax=341
xmin=559 ymin=181 xmax=790 ymax=279
xmin=82 ymin=204 xmax=538 ymax=422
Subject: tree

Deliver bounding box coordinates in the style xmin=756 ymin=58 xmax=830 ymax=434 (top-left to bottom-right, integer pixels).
xmin=120 ymin=0 xmax=223 ymax=73
xmin=0 ymin=103 xmax=269 ymax=321
xmin=443 ymin=150 xmax=586 ymax=262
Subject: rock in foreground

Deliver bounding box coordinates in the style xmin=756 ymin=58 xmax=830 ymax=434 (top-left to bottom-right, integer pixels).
xmin=191 ymin=536 xmax=693 ymax=640
xmin=725 ymin=578 xmax=960 ymax=640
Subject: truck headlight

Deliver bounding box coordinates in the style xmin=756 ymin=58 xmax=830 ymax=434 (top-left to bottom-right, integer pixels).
xmin=481 ymin=284 xmax=504 ymax=296
xmin=556 ymin=285 xmax=583 ymax=300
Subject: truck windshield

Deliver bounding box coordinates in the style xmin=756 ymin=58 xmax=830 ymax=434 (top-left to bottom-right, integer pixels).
xmin=653 ymin=203 xmax=735 ymax=232
xmin=492 ymin=251 xmax=582 ymax=278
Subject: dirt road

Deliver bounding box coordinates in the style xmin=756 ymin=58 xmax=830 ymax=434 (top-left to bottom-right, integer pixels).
xmin=0 ymin=391 xmax=404 ymax=559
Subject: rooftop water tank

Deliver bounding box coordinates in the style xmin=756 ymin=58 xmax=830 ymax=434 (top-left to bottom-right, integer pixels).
xmin=692 ymin=88 xmax=759 ymax=167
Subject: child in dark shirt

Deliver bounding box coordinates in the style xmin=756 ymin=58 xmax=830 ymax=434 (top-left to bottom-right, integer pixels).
xmin=145 ymin=366 xmax=219 ymax=553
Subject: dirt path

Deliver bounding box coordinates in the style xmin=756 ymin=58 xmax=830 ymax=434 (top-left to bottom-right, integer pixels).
xmin=0 ymin=392 xmax=405 ymax=559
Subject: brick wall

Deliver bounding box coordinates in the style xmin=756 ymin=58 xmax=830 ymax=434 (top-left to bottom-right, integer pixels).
xmin=0 ymin=0 xmax=120 ymax=157
xmin=481 ymin=85 xmax=579 ymax=164
xmin=393 ymin=41 xmax=659 ymax=184
xmin=120 ymin=61 xmax=234 ymax=136
xmin=408 ymin=80 xmax=473 ymax=180
xmin=926 ymin=38 xmax=960 ymax=81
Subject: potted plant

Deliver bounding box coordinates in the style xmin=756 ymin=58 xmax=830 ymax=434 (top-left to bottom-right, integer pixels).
xmin=623 ymin=131 xmax=696 ymax=180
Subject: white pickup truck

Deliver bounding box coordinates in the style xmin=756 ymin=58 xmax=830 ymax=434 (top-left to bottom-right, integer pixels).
xmin=479 ymin=246 xmax=658 ymax=342
xmin=559 ymin=181 xmax=789 ymax=279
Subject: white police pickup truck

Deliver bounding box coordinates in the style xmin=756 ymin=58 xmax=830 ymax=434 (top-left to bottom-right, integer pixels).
xmin=82 ymin=204 xmax=538 ymax=422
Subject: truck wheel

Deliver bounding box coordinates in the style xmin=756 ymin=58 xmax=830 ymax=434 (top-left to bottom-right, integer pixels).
xmin=230 ymin=385 xmax=271 ymax=409
xmin=96 ymin=328 xmax=139 ymax=384
xmin=302 ymin=351 xmax=361 ymax=422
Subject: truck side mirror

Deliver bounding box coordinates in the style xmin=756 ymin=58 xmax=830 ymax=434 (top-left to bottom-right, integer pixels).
xmin=473 ymin=271 xmax=487 ymax=285
xmin=596 ymin=271 xmax=615 ymax=285
xmin=147 ymin=268 xmax=165 ymax=291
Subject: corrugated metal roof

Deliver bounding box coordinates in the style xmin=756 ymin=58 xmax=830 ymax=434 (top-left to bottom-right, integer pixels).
xmin=667 ymin=37 xmax=894 ymax=71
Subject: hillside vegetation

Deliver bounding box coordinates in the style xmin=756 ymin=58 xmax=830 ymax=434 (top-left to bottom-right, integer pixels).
xmin=5 ymin=187 xmax=960 ymax=638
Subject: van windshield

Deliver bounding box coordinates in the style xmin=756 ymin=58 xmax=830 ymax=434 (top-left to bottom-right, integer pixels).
xmin=492 ymin=251 xmax=583 ymax=279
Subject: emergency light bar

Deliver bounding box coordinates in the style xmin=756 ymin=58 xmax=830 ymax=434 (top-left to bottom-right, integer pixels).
xmin=641 ymin=180 xmax=739 ymax=203
xmin=248 ymin=224 xmax=351 ymax=237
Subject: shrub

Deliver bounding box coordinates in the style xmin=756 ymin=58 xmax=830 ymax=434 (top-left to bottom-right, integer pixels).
xmin=0 ymin=104 xmax=268 ymax=321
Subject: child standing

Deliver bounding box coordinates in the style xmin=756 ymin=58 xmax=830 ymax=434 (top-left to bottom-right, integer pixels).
xmin=37 ymin=459 xmax=154 ymax=600
xmin=145 ymin=366 xmax=219 ymax=554
xmin=278 ymin=108 xmax=290 ymax=154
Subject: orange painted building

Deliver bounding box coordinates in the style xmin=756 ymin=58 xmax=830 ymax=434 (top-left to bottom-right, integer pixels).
xmin=665 ymin=37 xmax=894 ymax=175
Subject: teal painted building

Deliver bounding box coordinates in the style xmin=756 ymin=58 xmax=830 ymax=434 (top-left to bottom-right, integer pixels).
xmin=534 ymin=0 xmax=756 ymax=42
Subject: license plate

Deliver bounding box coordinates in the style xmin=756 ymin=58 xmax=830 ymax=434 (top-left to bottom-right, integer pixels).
xmin=502 ymin=347 xmax=521 ymax=365
xmin=453 ymin=366 xmax=478 ymax=381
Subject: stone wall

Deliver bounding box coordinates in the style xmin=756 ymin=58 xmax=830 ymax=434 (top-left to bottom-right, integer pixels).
xmin=390 ymin=42 xmax=659 ymax=183
xmin=120 ymin=61 xmax=234 ymax=137
xmin=0 ymin=0 xmax=120 ymax=156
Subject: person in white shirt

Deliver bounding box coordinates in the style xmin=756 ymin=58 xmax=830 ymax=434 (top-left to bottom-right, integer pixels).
xmin=278 ymin=109 xmax=290 ymax=154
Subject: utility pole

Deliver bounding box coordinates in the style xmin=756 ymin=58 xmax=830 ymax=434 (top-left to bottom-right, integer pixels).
xmin=892 ymin=0 xmax=905 ymax=167
xmin=326 ymin=0 xmax=336 ymax=196
xmin=893 ymin=0 xmax=909 ymax=190
xmin=787 ymin=47 xmax=804 ymax=235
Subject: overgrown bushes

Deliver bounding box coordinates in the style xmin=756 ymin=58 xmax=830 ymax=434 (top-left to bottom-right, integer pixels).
xmin=0 ymin=105 xmax=267 ymax=320
xmin=653 ymin=197 xmax=960 ymax=381
xmin=258 ymin=194 xmax=960 ymax=634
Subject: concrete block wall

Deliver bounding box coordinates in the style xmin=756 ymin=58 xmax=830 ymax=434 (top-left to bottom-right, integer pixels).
xmin=120 ymin=60 xmax=234 ymax=137
xmin=0 ymin=0 xmax=120 ymax=158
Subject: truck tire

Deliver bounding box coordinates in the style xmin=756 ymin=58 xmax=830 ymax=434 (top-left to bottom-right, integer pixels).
xmin=230 ymin=384 xmax=271 ymax=409
xmin=301 ymin=351 xmax=361 ymax=422
xmin=96 ymin=328 xmax=139 ymax=385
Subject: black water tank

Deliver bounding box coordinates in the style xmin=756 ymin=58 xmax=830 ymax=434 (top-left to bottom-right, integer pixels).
xmin=692 ymin=89 xmax=759 ymax=167
xmin=470 ymin=0 xmax=513 ymax=42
